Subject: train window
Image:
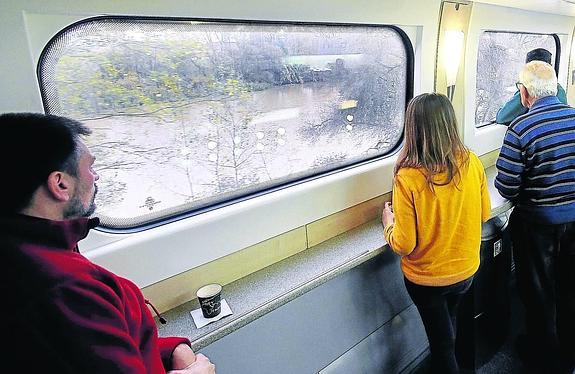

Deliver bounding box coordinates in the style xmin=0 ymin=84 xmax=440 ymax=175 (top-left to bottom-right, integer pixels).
xmin=38 ymin=17 xmax=412 ymax=230
xmin=475 ymin=31 xmax=559 ymax=127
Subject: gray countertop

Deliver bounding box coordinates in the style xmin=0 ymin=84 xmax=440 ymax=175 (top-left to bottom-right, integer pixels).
xmin=486 ymin=166 xmax=513 ymax=218
xmin=157 ymin=165 xmax=511 ymax=350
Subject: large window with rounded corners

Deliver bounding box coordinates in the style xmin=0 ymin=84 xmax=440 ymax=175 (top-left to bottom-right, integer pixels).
xmin=475 ymin=31 xmax=559 ymax=127
xmin=39 ymin=17 xmax=413 ymax=230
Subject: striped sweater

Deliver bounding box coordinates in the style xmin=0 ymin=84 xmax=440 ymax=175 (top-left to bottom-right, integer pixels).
xmin=495 ymin=95 xmax=575 ymax=224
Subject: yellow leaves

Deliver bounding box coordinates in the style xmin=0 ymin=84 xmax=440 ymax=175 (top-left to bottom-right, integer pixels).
xmin=223 ymin=78 xmax=250 ymax=98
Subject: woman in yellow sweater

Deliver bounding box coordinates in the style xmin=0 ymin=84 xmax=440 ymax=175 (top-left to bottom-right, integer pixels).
xmin=382 ymin=93 xmax=490 ymax=373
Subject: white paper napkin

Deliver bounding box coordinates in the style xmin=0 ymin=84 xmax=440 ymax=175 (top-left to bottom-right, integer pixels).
xmin=190 ymin=298 xmax=233 ymax=328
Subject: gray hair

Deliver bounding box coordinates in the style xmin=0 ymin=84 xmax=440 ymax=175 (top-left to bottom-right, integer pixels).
xmin=519 ymin=61 xmax=557 ymax=99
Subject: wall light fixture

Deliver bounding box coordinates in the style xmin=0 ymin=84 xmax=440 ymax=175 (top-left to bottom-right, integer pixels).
xmin=443 ymin=30 xmax=465 ymax=100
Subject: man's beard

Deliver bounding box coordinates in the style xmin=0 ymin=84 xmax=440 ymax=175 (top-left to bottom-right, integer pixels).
xmin=63 ymin=185 xmax=98 ymax=219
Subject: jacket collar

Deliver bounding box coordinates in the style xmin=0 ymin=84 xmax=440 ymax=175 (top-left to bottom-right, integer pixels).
xmin=0 ymin=214 xmax=99 ymax=251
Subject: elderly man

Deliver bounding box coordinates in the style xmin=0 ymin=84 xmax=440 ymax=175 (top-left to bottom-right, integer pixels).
xmin=496 ymin=48 xmax=567 ymax=125
xmin=0 ymin=113 xmax=215 ymax=374
xmin=495 ymin=61 xmax=575 ymax=373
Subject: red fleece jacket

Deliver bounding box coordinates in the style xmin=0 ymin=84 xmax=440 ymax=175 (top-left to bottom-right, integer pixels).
xmin=0 ymin=214 xmax=189 ymax=373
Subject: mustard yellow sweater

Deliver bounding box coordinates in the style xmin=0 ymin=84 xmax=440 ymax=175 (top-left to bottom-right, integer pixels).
xmin=384 ymin=152 xmax=491 ymax=286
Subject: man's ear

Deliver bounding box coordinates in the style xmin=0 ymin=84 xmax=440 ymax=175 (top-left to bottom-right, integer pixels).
xmin=46 ymin=171 xmax=74 ymax=202
xmin=519 ymin=85 xmax=530 ymax=108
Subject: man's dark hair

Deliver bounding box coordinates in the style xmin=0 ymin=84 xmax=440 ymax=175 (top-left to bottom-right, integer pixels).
xmin=0 ymin=113 xmax=91 ymax=214
xmin=526 ymin=48 xmax=552 ymax=64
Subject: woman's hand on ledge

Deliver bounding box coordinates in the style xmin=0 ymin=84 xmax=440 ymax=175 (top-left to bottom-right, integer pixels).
xmin=382 ymin=202 xmax=394 ymax=228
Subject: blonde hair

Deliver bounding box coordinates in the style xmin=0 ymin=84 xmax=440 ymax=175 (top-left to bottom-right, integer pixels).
xmin=519 ymin=61 xmax=557 ymax=98
xmin=395 ymin=93 xmax=469 ymax=187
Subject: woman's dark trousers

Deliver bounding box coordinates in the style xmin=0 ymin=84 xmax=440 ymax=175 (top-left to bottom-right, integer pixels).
xmin=405 ymin=276 xmax=473 ymax=374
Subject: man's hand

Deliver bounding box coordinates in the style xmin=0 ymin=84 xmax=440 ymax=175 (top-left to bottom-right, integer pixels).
xmin=168 ymin=353 xmax=216 ymax=374
xmin=171 ymin=343 xmax=196 ymax=370
xmin=382 ymin=202 xmax=394 ymax=228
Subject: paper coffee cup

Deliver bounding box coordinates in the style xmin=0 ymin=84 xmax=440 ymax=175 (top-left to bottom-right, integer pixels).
xmin=197 ymin=283 xmax=222 ymax=318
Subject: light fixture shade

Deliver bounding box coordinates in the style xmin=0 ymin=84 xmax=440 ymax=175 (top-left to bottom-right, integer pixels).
xmin=443 ymin=30 xmax=465 ymax=87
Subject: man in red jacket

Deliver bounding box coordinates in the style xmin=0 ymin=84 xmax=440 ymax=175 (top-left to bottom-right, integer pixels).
xmin=0 ymin=113 xmax=215 ymax=373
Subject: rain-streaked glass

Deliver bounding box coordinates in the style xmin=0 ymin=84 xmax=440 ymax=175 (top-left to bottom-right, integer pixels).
xmin=39 ymin=19 xmax=409 ymax=229
xmin=475 ymin=31 xmax=557 ymax=127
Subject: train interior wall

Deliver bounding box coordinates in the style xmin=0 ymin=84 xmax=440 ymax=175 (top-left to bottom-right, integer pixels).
xmin=2 ymin=1 xmax=575 ymax=372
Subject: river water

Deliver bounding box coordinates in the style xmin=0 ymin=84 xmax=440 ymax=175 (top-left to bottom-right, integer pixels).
xmin=86 ymin=82 xmax=402 ymax=226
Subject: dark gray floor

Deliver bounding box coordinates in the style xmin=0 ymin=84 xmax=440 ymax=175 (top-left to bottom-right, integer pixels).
xmin=470 ymin=284 xmax=528 ymax=374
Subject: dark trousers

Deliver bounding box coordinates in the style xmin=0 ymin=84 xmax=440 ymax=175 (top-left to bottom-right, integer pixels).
xmin=510 ymin=211 xmax=575 ymax=372
xmin=405 ymin=276 xmax=473 ymax=374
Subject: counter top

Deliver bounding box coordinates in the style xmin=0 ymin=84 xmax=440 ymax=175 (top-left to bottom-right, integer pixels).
xmin=157 ymin=165 xmax=511 ymax=350
xmin=486 ymin=166 xmax=513 ymax=218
